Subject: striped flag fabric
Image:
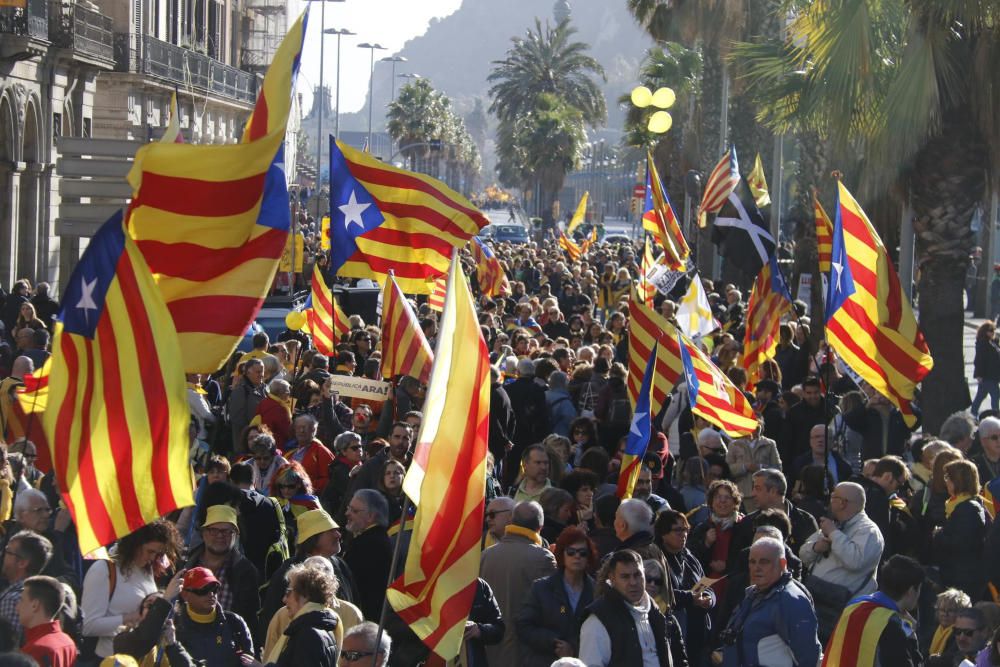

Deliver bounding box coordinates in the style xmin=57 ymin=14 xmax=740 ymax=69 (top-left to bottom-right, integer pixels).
xmin=743 ymin=255 xmax=794 ymax=389
xmin=126 ymin=11 xmax=308 ymax=373
xmin=822 ymin=597 xmax=899 ymax=666
xmin=300 ymin=264 xmax=348 ymax=356
xmin=558 ymin=231 xmax=583 ymax=262
xmin=380 ymin=273 xmax=434 ymax=383
xmin=580 ymin=226 xmax=598 ymax=254
xmin=618 ymin=342 xmax=655 ymax=499
xmin=328 ymin=139 xmax=489 ymax=294
xmin=388 ymin=253 xmax=490 ymax=660
xmin=566 ymin=192 xmax=588 ymax=235
xmin=427 ymin=275 xmax=447 ymax=312
xmin=45 ymin=211 xmax=194 ymax=554
xmin=676 ymin=273 xmax=717 ymax=339
xmin=815 ymin=193 xmax=834 ymax=273
xmin=643 ymin=153 xmax=689 ymax=269
xmin=161 ymin=91 xmax=184 ymax=144
xmin=640 ymin=237 xmax=657 ymax=307
xmin=676 ymin=326 xmax=759 ymax=436
xmin=627 ymin=292 xmax=682 ymax=417
xmin=747 ymin=153 xmax=770 ymax=208
xmin=10 ymin=361 xmax=52 ymax=473
xmin=469 ymin=236 xmax=510 ymax=298
xmin=698 ymin=147 xmax=740 ymax=228
xmin=825 ymin=182 xmax=932 ymax=427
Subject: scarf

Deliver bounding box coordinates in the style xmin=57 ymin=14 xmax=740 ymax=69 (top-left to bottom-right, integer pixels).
xmin=187 ymin=382 xmax=207 ymax=395
xmin=710 ymin=512 xmax=737 ymax=531
xmin=268 ymin=391 xmax=294 ymax=417
xmin=265 ymin=602 xmax=331 ymax=664
xmin=504 ymin=524 xmax=542 ymax=545
xmin=930 ymin=624 xmax=953 ymax=656
xmin=945 ymin=493 xmax=974 ymax=518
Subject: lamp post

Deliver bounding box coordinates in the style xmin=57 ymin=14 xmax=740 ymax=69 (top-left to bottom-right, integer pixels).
xmin=358 ymin=42 xmax=387 ymax=153
xmin=324 ymin=27 xmax=355 ymax=143
xmin=312 ymin=0 xmax=345 ymax=207
xmin=381 ymin=55 xmax=407 ymax=103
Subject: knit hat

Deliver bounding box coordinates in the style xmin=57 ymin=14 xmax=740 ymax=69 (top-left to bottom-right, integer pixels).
xmin=296 ymin=508 xmax=339 ymax=545
xmin=202 ymin=505 xmax=239 ymax=529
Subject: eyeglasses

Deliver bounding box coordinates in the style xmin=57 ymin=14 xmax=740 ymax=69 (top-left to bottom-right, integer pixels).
xmin=26 ymin=506 xmax=52 ymax=514
xmin=4 ymin=549 xmax=23 ymax=560
xmin=484 ymin=509 xmax=511 ymax=520
xmin=954 ymin=627 xmax=982 ymax=637
xmin=564 ymin=547 xmax=589 ymax=558
xmin=187 ymin=585 xmax=219 ymax=596
xmin=203 ymin=527 xmax=236 ymax=539
xmin=340 ymin=650 xmax=377 ymax=662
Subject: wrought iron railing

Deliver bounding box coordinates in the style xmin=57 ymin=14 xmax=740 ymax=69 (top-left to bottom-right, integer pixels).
xmin=48 ymin=0 xmax=113 ymax=61
xmin=0 ymin=0 xmax=49 ymax=39
xmin=114 ymin=32 xmax=257 ymax=105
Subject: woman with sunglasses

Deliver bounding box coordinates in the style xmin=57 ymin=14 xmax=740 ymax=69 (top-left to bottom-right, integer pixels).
xmin=516 ymin=526 xmax=597 ymax=667
xmin=81 ymin=519 xmax=183 ymax=660
xmin=655 ymin=509 xmax=715 ymax=667
xmin=269 ymin=462 xmax=320 ymax=546
xmin=320 ymin=432 xmax=364 ymax=521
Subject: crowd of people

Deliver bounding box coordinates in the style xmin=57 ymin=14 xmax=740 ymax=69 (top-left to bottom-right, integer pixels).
xmin=0 ymin=232 xmax=995 ymax=667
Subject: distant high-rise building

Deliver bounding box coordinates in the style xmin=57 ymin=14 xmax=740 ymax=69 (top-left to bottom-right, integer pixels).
xmin=554 ymin=0 xmax=571 ymax=22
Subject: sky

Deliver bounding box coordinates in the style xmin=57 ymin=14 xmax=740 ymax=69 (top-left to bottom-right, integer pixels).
xmin=292 ymin=0 xmax=463 ymax=116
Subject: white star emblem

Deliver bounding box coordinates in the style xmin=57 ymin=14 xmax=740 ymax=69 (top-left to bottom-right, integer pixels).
xmin=831 ymin=261 xmax=845 ymax=291
xmin=339 ymin=190 xmax=370 ymax=231
xmin=629 ymin=408 xmax=648 ymax=438
xmin=76 ymin=277 xmax=98 ymax=325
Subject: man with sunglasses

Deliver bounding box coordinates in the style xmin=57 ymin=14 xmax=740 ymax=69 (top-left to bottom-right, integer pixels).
xmin=951 ymin=608 xmax=990 ymax=665
xmin=174 ymin=566 xmax=254 ymax=666
xmin=183 ymin=505 xmax=261 ymax=645
xmin=339 ymin=620 xmax=391 ymax=665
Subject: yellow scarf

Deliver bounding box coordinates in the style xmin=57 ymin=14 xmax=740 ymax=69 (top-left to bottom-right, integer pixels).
xmin=187 ymin=382 xmax=207 ymax=395
xmin=266 ymin=602 xmax=331 ymax=663
xmin=504 ymin=524 xmax=542 ymax=545
xmin=945 ymin=494 xmax=973 ymax=518
xmin=187 ymin=606 xmax=217 ymax=624
xmin=268 ymin=391 xmax=294 ymax=417
xmin=930 ymin=624 xmax=953 ymax=656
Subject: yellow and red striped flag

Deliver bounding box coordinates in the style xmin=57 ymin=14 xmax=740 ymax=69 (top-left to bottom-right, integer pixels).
xmin=823 ymin=598 xmax=898 ymax=666
xmin=300 ymin=264 xmax=348 ymax=356
xmin=675 ymin=324 xmax=759 ymax=436
xmin=558 ymin=231 xmax=582 ymax=262
xmin=388 ymin=252 xmax=490 ymax=660
xmin=743 ymin=255 xmax=794 ymax=390
xmin=45 ymin=211 xmax=194 ymax=554
xmin=640 ymin=237 xmax=658 ymax=307
xmin=10 ymin=360 xmax=52 ymax=473
xmin=327 ymin=139 xmax=489 ymax=294
xmin=469 ymin=236 xmax=509 ymax=298
xmin=380 ymin=273 xmax=434 ymax=383
xmin=126 ymin=11 xmax=308 ymax=373
xmin=627 ymin=291 xmax=682 ymax=417
xmin=427 ymin=275 xmax=447 ymax=313
xmin=825 ymin=182 xmax=932 ymax=427
xmin=815 ymin=192 xmax=834 ymax=273
xmin=643 ymin=153 xmax=689 ymax=268
xmin=698 ymin=147 xmax=739 ymax=228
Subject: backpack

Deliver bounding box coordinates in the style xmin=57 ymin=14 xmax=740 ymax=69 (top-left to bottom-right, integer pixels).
xmin=607 ymin=397 xmax=632 ymax=427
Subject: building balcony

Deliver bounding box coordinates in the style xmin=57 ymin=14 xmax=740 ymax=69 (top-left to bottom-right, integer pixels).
xmin=48 ymin=0 xmax=114 ymax=65
xmin=113 ymin=32 xmax=258 ymax=106
xmin=0 ymin=0 xmax=49 ymax=60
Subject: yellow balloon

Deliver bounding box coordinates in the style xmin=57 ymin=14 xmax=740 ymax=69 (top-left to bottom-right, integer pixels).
xmin=630 ymin=86 xmax=653 ymax=108
xmin=651 ymin=87 xmax=676 ymax=109
xmin=285 ymin=310 xmax=308 ymax=331
xmin=647 ymin=111 xmax=673 ymax=134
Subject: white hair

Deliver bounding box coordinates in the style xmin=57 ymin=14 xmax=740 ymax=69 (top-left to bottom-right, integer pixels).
xmin=750 ymin=536 xmax=785 ymax=563
xmin=697 ymin=428 xmax=722 ymax=448
xmin=14 ymin=488 xmax=48 ymax=518
xmin=344 ymin=621 xmax=391 ymax=666
xmin=980 ymin=416 xmax=1000 ymax=438
xmin=551 ymin=660 xmax=587 ymax=667
xmin=617 ymin=498 xmax=653 ymax=534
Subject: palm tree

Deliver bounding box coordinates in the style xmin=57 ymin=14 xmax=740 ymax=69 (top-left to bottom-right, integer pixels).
xmin=732 ymin=0 xmax=1000 ymax=431
xmin=488 ymin=18 xmax=606 ymax=224
xmin=387 ymin=79 xmax=446 ymax=170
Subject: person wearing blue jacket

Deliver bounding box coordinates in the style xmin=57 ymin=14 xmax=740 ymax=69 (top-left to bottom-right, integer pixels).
xmin=718 ymin=537 xmax=821 ymax=667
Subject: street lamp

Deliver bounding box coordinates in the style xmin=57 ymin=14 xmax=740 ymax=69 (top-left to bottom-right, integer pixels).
xmin=323 ymin=27 xmax=355 ymax=142
xmin=358 ymin=42 xmax=387 ymax=153
xmin=311 ymin=0 xmax=345 ymax=201
xmin=380 ymin=55 xmax=407 ymax=102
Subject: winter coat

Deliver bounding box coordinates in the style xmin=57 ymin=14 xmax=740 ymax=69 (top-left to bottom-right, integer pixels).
xmin=183 ymin=546 xmax=262 ymax=644
xmin=726 ymin=436 xmax=782 ymax=513
xmin=516 ymin=572 xmax=595 ymax=667
xmin=267 ymin=607 xmax=338 ymax=667
xmin=933 ymin=497 xmax=987 ymax=599
xmin=463 ymin=579 xmax=505 ymax=667
xmin=545 ymin=388 xmax=578 ymax=438
xmin=975 ymin=338 xmax=1000 ymax=381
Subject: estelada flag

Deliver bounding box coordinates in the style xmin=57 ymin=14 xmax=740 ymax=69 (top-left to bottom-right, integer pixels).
xmin=126 ymin=11 xmax=309 ymax=373
xmin=45 ymin=211 xmax=193 ymax=554
xmin=327 ymin=138 xmax=488 ymax=294
xmin=388 ymin=252 xmax=489 ymax=660
xmin=825 ymin=182 xmax=932 ymax=427
xmin=618 ymin=342 xmax=654 ymax=499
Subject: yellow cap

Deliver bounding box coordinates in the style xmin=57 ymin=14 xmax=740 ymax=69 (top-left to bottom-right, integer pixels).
xmin=296 ymin=509 xmax=339 ymax=544
xmin=202 ymin=505 xmax=239 ymax=529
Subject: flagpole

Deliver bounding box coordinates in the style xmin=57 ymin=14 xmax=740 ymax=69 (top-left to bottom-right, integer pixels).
xmin=373 ymin=492 xmax=412 ymax=667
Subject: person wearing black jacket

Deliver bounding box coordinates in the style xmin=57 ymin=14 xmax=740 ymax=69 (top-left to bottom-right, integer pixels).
xmin=972 ymin=321 xmax=1000 ymax=416
xmin=843 ymin=390 xmax=917 ymax=461
xmin=463 ymin=578 xmax=505 ymax=667
xmin=488 ymin=368 xmax=516 ymax=468
xmin=777 ymin=377 xmax=832 ymax=470
xmin=731 ymin=469 xmax=818 ymax=558
xmin=503 ymin=360 xmax=551 ymax=486
xmin=253 ymin=564 xmax=339 ymax=667
xmin=655 ymin=511 xmax=714 ymax=666
xmin=343 ymin=490 xmax=393 ymax=621
xmin=932 ymin=460 xmax=987 ymax=599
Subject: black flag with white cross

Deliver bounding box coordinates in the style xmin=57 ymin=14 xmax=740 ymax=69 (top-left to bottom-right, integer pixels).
xmin=711 ymin=175 xmax=776 ymax=277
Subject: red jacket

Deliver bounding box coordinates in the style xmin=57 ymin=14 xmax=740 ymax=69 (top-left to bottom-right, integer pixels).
xmin=254 ymin=396 xmax=293 ymax=443
xmin=22 ymin=621 xmax=78 ymax=667
xmin=289 ymin=439 xmax=335 ymax=492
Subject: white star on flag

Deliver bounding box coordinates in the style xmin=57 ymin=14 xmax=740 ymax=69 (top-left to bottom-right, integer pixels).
xmin=629 ymin=407 xmax=648 ymax=438
xmin=77 ymin=276 xmax=98 ymax=325
xmin=339 ymin=190 xmax=370 ymax=231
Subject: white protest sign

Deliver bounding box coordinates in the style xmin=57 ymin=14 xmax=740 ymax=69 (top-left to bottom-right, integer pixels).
xmin=327 ymin=375 xmax=392 ymax=401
